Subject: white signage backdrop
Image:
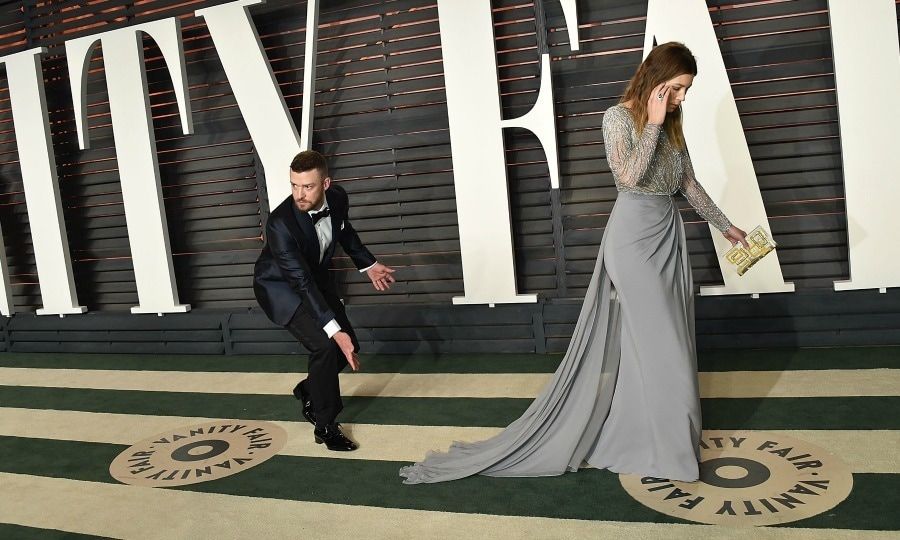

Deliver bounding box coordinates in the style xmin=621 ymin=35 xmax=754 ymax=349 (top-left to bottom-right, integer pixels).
xmin=66 ymin=18 xmax=192 ymax=314
xmin=437 ymin=0 xmax=578 ymax=305
xmin=829 ymin=0 xmax=900 ymax=293
xmin=0 ymin=0 xmax=895 ymax=315
xmin=1 ymin=48 xmax=86 ymax=316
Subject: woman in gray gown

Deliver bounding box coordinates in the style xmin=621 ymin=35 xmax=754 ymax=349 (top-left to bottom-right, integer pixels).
xmin=400 ymin=42 xmax=748 ymax=484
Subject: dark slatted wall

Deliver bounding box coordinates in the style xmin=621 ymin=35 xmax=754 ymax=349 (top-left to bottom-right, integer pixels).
xmin=0 ymin=0 xmax=897 ymax=354
xmin=309 ymin=1 xmax=462 ymax=304
xmin=0 ymin=1 xmax=30 ymax=309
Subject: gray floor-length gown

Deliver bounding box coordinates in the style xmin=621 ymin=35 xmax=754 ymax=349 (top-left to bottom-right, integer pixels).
xmin=400 ymin=104 xmax=734 ymax=484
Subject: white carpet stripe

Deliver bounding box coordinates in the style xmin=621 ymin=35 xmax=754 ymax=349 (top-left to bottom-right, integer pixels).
xmin=697 ymin=369 xmax=900 ymax=398
xmin=1 ymin=408 xmax=897 ymax=473
xmin=0 ymin=367 xmax=898 ymax=398
xmin=0 ymin=368 xmax=548 ymax=397
xmin=0 ymin=473 xmax=893 ymax=540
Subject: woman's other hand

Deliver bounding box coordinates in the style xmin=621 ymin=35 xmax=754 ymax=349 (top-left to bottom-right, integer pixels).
xmin=723 ymin=225 xmax=750 ymax=248
xmin=647 ymin=83 xmax=670 ymax=125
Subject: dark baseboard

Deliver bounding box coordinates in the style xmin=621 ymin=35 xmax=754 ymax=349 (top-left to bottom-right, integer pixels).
xmin=0 ymin=288 xmax=897 ymax=355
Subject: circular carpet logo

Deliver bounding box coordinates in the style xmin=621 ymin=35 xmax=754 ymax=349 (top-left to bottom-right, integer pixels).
xmin=620 ymin=430 xmax=853 ymax=526
xmin=110 ymin=420 xmax=287 ymax=487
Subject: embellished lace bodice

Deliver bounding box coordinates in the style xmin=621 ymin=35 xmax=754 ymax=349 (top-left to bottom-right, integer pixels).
xmin=601 ymin=104 xmax=733 ymax=232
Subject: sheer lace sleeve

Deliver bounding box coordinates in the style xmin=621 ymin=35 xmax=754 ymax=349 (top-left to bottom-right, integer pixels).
xmin=602 ymin=106 xmax=662 ymax=189
xmin=679 ymin=149 xmax=733 ymax=232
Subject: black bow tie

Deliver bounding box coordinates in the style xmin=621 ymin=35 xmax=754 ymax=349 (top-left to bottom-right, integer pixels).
xmin=310 ymin=207 xmax=330 ymax=225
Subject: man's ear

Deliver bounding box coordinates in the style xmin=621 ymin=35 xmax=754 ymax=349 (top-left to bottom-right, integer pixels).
xmin=323 ymin=177 xmax=332 ymax=190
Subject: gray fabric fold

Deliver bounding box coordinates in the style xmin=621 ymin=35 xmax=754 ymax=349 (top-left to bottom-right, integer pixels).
xmin=400 ymin=192 xmax=701 ymax=484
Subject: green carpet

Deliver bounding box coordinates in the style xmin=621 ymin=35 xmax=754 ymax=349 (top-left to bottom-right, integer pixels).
xmin=2 ymin=385 xmax=897 ymax=429
xmin=0 ymin=524 xmax=115 ymax=540
xmin=0 ymin=348 xmax=898 ymax=538
xmin=0 ymin=436 xmax=897 ymax=530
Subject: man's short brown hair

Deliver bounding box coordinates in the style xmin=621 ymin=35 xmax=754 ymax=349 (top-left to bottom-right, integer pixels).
xmin=290 ymin=150 xmax=329 ymax=178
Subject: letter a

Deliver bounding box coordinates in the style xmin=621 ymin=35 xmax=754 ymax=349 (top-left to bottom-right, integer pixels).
xmin=645 ymin=0 xmax=794 ymax=297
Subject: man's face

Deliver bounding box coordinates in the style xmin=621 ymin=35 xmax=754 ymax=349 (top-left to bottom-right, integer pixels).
xmin=290 ymin=168 xmax=331 ymax=212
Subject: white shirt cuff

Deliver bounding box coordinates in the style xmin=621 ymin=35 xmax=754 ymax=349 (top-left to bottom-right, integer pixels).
xmin=359 ymin=261 xmax=377 ymax=273
xmin=323 ymin=319 xmax=341 ymax=338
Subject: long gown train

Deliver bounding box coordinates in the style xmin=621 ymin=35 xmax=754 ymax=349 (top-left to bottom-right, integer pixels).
xmin=399 ymin=191 xmax=702 ymax=484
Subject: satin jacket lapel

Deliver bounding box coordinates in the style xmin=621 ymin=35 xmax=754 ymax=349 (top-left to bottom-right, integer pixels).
xmin=323 ymin=189 xmax=342 ymax=262
xmin=290 ymin=202 xmax=320 ymax=265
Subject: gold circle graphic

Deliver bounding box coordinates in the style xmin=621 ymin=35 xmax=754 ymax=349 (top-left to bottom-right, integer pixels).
xmin=110 ymin=420 xmax=287 ymax=488
xmin=619 ymin=430 xmax=854 ymax=526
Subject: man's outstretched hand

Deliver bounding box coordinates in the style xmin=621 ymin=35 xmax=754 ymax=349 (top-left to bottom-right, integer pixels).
xmin=366 ymin=262 xmax=396 ymax=291
xmin=333 ymin=331 xmax=359 ymax=371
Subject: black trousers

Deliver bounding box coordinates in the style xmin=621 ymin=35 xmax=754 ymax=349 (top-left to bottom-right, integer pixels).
xmin=284 ymin=289 xmax=359 ymax=428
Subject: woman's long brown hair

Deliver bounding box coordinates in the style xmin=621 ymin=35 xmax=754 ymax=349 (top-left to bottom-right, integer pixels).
xmin=620 ymin=42 xmax=697 ymax=150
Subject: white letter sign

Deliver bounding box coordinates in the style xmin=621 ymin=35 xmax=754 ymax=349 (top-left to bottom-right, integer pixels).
xmin=1 ymin=48 xmax=86 ymax=316
xmin=437 ymin=0 xmax=579 ymax=305
xmin=196 ymin=0 xmax=303 ymax=205
xmin=829 ymin=0 xmax=900 ymax=293
xmin=645 ymin=0 xmax=794 ymax=297
xmin=66 ymin=18 xmax=192 ymax=314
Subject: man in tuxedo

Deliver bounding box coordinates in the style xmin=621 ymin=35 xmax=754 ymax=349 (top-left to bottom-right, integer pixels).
xmin=254 ymin=150 xmax=395 ymax=451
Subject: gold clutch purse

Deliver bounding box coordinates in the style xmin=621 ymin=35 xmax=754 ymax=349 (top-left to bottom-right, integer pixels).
xmin=724 ymin=226 xmax=777 ymax=276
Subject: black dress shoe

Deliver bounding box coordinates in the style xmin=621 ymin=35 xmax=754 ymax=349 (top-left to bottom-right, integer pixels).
xmin=292 ymin=380 xmax=316 ymax=426
xmin=314 ymin=423 xmax=358 ymax=452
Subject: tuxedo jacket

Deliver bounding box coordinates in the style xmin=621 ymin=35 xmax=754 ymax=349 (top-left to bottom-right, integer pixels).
xmin=253 ymin=185 xmax=376 ymax=327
